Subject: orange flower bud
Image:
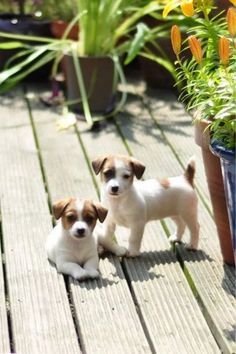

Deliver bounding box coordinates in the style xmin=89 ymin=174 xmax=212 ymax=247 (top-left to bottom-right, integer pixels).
xmin=171 ymin=25 xmax=182 ymax=56
xmin=227 ymin=7 xmax=236 ymax=36
xmin=188 ymin=35 xmax=202 ymax=63
xmin=229 ymin=0 xmax=236 ymax=6
xmin=219 ymin=36 xmax=230 ymax=66
xmin=180 ymin=0 xmax=194 ymax=17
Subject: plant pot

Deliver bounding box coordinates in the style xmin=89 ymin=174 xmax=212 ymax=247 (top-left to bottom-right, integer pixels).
xmin=50 ymin=20 xmax=79 ymax=40
xmin=0 ymin=14 xmax=52 ymax=80
xmin=194 ymin=120 xmax=235 ymax=266
xmin=63 ymin=55 xmax=117 ymax=114
xmin=210 ymin=141 xmax=236 ymax=264
xmin=139 ymin=36 xmax=176 ymax=89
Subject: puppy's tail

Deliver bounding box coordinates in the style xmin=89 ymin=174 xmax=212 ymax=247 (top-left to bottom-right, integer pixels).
xmin=184 ymin=156 xmax=196 ymax=187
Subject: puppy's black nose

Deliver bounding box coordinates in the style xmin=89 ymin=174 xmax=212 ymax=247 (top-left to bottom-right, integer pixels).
xmin=76 ymin=227 xmax=85 ymax=236
xmin=111 ymin=186 xmax=119 ymax=193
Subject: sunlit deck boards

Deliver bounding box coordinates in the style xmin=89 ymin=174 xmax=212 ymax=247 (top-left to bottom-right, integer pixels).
xmin=0 ymin=77 xmax=235 ymax=354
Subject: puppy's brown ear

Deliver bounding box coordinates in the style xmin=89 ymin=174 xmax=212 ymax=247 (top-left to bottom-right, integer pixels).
xmin=130 ymin=157 xmax=145 ymax=179
xmin=93 ymin=201 xmax=108 ymax=223
xmin=91 ymin=156 xmax=107 ymax=175
xmin=52 ymin=198 xmax=73 ymax=220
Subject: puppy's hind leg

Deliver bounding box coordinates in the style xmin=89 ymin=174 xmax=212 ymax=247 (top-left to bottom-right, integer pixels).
xmin=182 ymin=213 xmax=200 ymax=251
xmin=169 ymin=215 xmax=186 ymax=244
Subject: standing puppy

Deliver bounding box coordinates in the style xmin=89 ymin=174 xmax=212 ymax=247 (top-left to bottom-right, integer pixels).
xmin=92 ymin=155 xmax=199 ymax=257
xmin=46 ymin=198 xmax=107 ymax=280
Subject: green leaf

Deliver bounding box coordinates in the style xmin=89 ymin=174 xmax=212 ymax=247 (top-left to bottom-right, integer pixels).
xmin=125 ymin=23 xmax=150 ymax=65
xmin=0 ymin=41 xmax=27 ymax=49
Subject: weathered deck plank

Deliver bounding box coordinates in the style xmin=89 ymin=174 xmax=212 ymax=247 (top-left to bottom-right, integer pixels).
xmin=27 ymin=87 xmax=151 ymax=354
xmin=76 ymin=102 xmax=220 ymax=352
xmin=0 ymin=91 xmax=80 ymax=354
xmin=118 ymin=86 xmax=236 ymax=354
xmin=1 ymin=78 xmax=234 ymax=354
xmin=0 ymin=227 xmax=10 ymax=354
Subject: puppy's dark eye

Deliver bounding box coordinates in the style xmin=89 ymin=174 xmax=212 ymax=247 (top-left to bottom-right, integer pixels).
xmin=84 ymin=215 xmax=94 ymax=224
xmin=66 ymin=214 xmax=77 ymax=223
xmin=103 ymin=169 xmax=114 ymax=179
xmin=123 ymin=174 xmax=131 ymax=179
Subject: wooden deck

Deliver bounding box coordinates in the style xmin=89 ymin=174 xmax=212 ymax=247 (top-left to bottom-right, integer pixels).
xmin=0 ymin=75 xmax=235 ymax=354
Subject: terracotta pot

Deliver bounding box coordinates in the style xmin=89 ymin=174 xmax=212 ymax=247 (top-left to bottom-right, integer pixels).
xmin=50 ymin=20 xmax=79 ymax=40
xmin=194 ymin=119 xmax=235 ymax=266
xmin=63 ymin=55 xmax=117 ymax=114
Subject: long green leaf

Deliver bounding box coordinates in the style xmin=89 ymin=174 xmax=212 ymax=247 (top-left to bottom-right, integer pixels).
xmin=71 ymin=47 xmax=93 ymax=127
xmin=0 ymin=41 xmax=28 ymax=49
xmin=125 ymin=22 xmax=150 ymax=65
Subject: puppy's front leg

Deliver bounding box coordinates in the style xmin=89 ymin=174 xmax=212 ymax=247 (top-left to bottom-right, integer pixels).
xmin=57 ymin=260 xmax=88 ymax=281
xmin=99 ymin=220 xmax=127 ymax=257
xmin=83 ymin=256 xmax=99 ymax=279
xmin=127 ymin=222 xmax=145 ymax=257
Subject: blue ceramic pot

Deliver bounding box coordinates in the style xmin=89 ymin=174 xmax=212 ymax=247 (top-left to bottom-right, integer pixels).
xmin=210 ymin=141 xmax=236 ymax=261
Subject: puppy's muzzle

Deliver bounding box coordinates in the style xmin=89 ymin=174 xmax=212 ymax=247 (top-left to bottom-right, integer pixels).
xmin=75 ymin=227 xmax=86 ymax=238
xmin=111 ymin=186 xmax=119 ymax=194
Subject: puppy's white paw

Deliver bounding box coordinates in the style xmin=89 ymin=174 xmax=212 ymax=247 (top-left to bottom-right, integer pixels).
xmin=73 ymin=269 xmax=88 ymax=281
xmin=126 ymin=249 xmax=140 ymax=258
xmin=114 ymin=246 xmax=127 ymax=257
xmin=185 ymin=243 xmax=198 ymax=251
xmin=86 ymin=269 xmax=99 ymax=279
xmin=169 ymin=234 xmax=181 ymax=244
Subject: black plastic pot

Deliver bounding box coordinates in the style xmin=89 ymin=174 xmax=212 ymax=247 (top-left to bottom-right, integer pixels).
xmin=0 ymin=14 xmax=52 ymax=80
xmin=64 ymin=55 xmax=117 ymax=114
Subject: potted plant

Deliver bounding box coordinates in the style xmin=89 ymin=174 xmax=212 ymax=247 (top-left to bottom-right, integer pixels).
xmin=0 ymin=0 xmax=176 ymax=126
xmin=163 ymin=0 xmax=236 ymax=265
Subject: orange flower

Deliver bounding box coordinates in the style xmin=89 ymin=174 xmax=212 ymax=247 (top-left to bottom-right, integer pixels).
xmin=219 ymin=37 xmax=230 ymax=66
xmin=180 ymin=0 xmax=194 ymax=16
xmin=227 ymin=7 xmax=236 ymax=36
xmin=188 ymin=35 xmax=202 ymax=63
xmin=171 ymin=25 xmax=182 ymax=56
xmin=229 ymin=0 xmax=236 ymax=6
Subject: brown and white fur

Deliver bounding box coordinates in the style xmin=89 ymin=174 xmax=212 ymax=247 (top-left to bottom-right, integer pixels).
xmin=92 ymin=155 xmax=200 ymax=257
xmin=46 ymin=198 xmax=107 ymax=280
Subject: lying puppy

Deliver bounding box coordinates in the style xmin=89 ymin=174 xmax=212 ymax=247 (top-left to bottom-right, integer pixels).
xmin=92 ymin=155 xmax=199 ymax=257
xmin=46 ymin=198 xmax=108 ymax=280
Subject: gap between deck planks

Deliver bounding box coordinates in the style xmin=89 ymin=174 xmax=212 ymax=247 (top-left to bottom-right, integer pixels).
xmin=0 ymin=90 xmax=81 ymax=354
xmin=0 ymin=214 xmax=10 ymax=354
xmin=26 ymin=84 xmax=223 ymax=353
